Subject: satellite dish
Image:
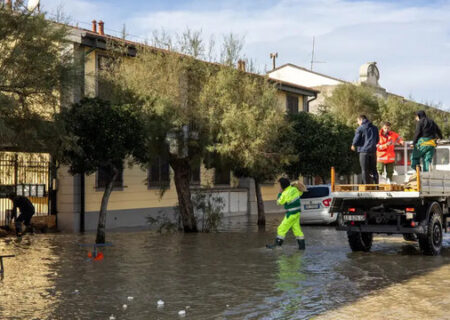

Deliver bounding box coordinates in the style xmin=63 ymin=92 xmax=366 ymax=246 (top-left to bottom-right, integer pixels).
xmin=27 ymin=0 xmax=40 ymax=12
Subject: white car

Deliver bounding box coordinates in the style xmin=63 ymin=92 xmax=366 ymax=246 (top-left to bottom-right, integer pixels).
xmin=300 ymin=185 xmax=336 ymax=225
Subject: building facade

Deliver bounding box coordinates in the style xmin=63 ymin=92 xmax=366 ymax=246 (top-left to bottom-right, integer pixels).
xmin=56 ymin=24 xmax=319 ymax=232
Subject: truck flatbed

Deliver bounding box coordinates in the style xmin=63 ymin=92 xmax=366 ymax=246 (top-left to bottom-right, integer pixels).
xmin=330 ymin=167 xmax=450 ymax=256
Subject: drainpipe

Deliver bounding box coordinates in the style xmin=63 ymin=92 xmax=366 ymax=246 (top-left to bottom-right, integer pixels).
xmin=306 ymin=93 xmax=318 ymax=113
xmin=80 ymin=173 xmax=85 ymax=233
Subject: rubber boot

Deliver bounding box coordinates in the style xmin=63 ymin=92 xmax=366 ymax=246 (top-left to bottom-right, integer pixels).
xmin=266 ymin=237 xmax=283 ymax=249
xmin=15 ymin=221 xmax=23 ymax=237
xmin=297 ymin=239 xmax=305 ymax=250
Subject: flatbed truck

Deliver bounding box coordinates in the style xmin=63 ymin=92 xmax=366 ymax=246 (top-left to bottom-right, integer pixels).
xmin=331 ymin=164 xmax=450 ymax=256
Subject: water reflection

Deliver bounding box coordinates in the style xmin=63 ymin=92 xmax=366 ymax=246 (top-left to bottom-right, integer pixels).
xmin=0 ymin=214 xmax=449 ymax=320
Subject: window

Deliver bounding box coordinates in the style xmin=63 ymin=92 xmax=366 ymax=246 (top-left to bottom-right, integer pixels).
xmin=148 ymin=156 xmax=170 ymax=188
xmin=434 ymin=149 xmax=450 ymax=165
xmin=97 ymin=166 xmax=123 ymax=189
xmin=214 ymin=169 xmax=230 ymax=186
xmin=301 ymin=187 xmax=329 ymax=199
xmin=286 ymin=95 xmax=299 ymax=114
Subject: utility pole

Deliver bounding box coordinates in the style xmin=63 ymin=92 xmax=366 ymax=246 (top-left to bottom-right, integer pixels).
xmin=310 ymin=36 xmax=326 ymax=71
xmin=270 ymin=52 xmax=278 ymax=70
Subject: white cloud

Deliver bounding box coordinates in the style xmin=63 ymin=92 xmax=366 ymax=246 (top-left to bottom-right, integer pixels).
xmin=40 ymin=0 xmax=450 ymax=108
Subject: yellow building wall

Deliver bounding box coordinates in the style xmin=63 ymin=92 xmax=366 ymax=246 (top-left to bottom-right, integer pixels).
xmin=85 ymin=165 xmax=179 ymax=212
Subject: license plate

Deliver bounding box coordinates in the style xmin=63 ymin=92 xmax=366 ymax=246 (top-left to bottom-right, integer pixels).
xmin=343 ymin=215 xmax=366 ymax=221
xmin=305 ymin=204 xmax=320 ymax=210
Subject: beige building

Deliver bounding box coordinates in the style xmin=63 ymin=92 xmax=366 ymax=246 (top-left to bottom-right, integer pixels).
xmin=268 ymin=62 xmax=402 ymax=114
xmin=55 ymin=22 xmax=319 ymax=232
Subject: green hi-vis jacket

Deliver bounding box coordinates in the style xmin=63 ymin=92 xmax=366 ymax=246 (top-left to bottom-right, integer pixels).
xmin=277 ymin=185 xmax=303 ymax=218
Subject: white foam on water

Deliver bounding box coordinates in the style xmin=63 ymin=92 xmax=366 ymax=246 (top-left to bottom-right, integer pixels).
xmin=178 ymin=310 xmax=186 ymax=317
xmin=157 ymin=299 xmax=164 ymax=306
xmin=122 ymin=304 xmax=127 ymax=310
xmin=109 ymin=315 xmax=116 ymax=320
xmin=127 ymin=296 xmax=134 ymax=301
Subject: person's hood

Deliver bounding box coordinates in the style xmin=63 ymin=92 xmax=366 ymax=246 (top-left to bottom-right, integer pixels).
xmin=416 ymin=110 xmax=427 ymax=119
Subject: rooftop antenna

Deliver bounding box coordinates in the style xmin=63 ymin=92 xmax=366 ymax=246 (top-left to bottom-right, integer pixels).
xmin=310 ymin=36 xmax=326 ymax=71
xmin=270 ymin=52 xmax=278 ymax=70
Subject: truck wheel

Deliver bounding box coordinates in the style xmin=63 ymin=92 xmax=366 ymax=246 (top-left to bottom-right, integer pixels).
xmin=403 ymin=234 xmax=417 ymax=242
xmin=347 ymin=231 xmax=372 ymax=252
xmin=418 ymin=203 xmax=443 ymax=256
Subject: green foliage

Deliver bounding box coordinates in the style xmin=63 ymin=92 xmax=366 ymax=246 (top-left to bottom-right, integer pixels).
xmin=378 ymin=96 xmax=420 ymax=139
xmin=321 ymin=83 xmax=380 ymax=127
xmin=201 ymin=68 xmax=291 ymax=183
xmin=285 ymin=112 xmax=359 ymax=180
xmin=192 ymin=191 xmax=224 ymax=232
xmin=57 ymin=98 xmax=145 ymax=176
xmin=0 ymin=4 xmax=76 ymax=150
xmin=323 ymin=83 xmax=450 ymax=141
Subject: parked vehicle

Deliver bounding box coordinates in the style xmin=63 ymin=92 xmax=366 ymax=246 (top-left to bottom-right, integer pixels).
xmin=300 ymin=185 xmax=336 ymax=224
xmin=331 ymin=143 xmax=450 ymax=255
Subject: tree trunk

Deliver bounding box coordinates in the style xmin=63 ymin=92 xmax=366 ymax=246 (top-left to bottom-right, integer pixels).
xmin=254 ymin=179 xmax=266 ymax=226
xmin=95 ymin=169 xmax=118 ymax=244
xmin=171 ymin=158 xmax=198 ymax=232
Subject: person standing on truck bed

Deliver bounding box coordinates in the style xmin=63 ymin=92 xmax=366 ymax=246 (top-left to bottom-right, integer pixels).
xmin=266 ymin=178 xmax=305 ymax=250
xmin=351 ymin=115 xmax=379 ymax=184
xmin=377 ymin=121 xmax=404 ymax=183
xmin=411 ymin=110 xmax=443 ymax=172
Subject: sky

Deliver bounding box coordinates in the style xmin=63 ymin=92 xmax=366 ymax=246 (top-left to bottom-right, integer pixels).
xmin=41 ymin=0 xmax=450 ymax=109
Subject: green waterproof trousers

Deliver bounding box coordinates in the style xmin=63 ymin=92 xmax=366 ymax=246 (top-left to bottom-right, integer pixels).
xmin=411 ymin=138 xmax=435 ymax=172
xmin=277 ymin=213 xmax=304 ymax=240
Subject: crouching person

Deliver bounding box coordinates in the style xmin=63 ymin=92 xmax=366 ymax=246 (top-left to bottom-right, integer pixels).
xmin=8 ymin=193 xmax=35 ymax=237
xmin=267 ymin=178 xmax=305 ymax=250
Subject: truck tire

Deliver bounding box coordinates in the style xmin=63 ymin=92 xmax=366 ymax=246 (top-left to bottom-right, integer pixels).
xmin=403 ymin=234 xmax=418 ymax=242
xmin=347 ymin=231 xmax=372 ymax=252
xmin=418 ymin=202 xmax=443 ymax=256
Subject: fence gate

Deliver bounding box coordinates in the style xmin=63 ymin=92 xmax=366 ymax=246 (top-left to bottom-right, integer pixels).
xmin=0 ymin=152 xmax=53 ymax=227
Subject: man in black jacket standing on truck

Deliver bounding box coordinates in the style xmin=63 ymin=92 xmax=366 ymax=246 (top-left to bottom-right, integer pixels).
xmin=351 ymin=115 xmax=379 ymax=184
xmin=411 ymin=110 xmax=443 ymax=172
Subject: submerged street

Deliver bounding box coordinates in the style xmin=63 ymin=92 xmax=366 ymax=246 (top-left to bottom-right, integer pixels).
xmin=1 ymin=214 xmax=449 ymax=320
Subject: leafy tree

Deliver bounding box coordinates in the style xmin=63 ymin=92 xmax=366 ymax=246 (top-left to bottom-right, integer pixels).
xmin=100 ymin=40 xmax=212 ymax=232
xmin=378 ymin=96 xmax=420 ymax=139
xmin=285 ymin=112 xmax=359 ymax=182
xmin=321 ymin=83 xmax=380 ymax=128
xmin=201 ymin=68 xmax=291 ymax=226
xmin=58 ymin=98 xmax=145 ymax=243
xmin=0 ymin=2 xmax=75 ymax=150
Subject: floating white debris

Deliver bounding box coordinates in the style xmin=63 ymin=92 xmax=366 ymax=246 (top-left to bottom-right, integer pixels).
xmin=109 ymin=315 xmax=116 ymax=320
xmin=122 ymin=304 xmax=127 ymax=310
xmin=73 ymin=289 xmax=79 ymax=294
xmin=226 ymin=304 xmax=230 ymax=308
xmin=157 ymin=300 xmax=165 ymax=306
xmin=127 ymin=296 xmax=134 ymax=301
xmin=186 ymin=306 xmax=190 ymax=309
xmin=178 ymin=310 xmax=186 ymax=317
xmin=54 ymin=272 xmax=58 ymax=276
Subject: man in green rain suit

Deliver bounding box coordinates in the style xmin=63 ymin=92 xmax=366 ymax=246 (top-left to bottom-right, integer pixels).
xmin=411 ymin=110 xmax=443 ymax=172
xmin=267 ymin=178 xmax=305 ymax=250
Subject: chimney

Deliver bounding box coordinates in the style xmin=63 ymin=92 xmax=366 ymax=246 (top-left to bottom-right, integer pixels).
xmin=91 ymin=20 xmax=97 ymax=33
xmin=237 ymin=59 xmax=246 ymax=72
xmin=98 ymin=20 xmax=105 ymax=36
xmin=6 ymin=0 xmax=12 ymax=9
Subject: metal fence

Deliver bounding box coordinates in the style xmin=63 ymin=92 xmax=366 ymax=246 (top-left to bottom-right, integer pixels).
xmin=0 ymin=152 xmax=52 ymax=226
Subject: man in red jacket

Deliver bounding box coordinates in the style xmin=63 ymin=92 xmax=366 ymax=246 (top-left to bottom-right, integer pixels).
xmin=377 ymin=122 xmax=404 ymax=183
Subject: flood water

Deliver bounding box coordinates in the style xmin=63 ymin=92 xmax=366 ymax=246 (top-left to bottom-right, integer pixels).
xmin=1 ymin=213 xmax=450 ymax=320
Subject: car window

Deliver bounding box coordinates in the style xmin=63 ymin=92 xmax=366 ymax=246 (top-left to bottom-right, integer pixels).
xmin=434 ymin=148 xmax=450 ymax=165
xmin=301 ymin=187 xmax=329 ymax=199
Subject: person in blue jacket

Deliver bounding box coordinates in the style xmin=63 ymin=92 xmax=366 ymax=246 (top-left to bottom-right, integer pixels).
xmin=351 ymin=115 xmax=379 ymax=184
